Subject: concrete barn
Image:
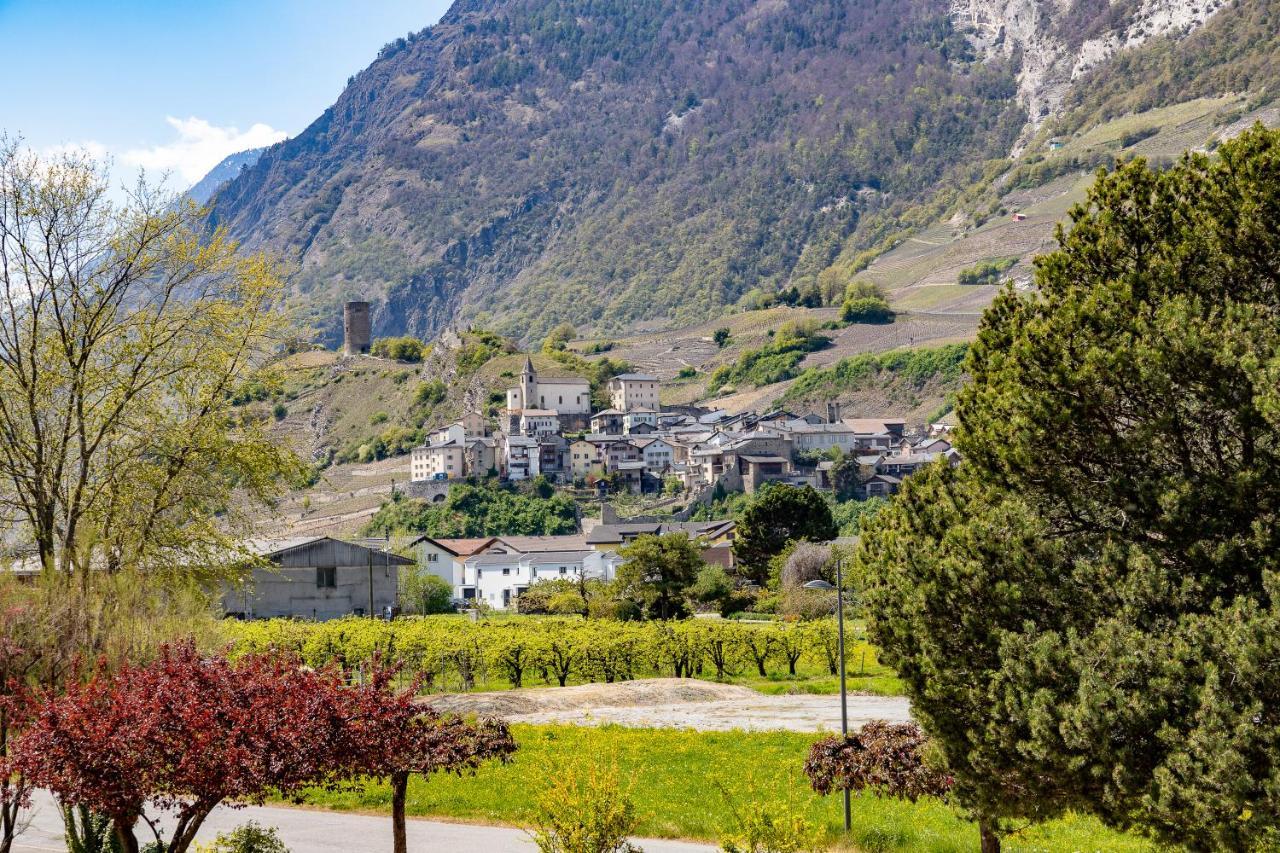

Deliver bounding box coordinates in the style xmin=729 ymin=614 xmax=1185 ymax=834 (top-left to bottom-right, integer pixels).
xmin=223 ymin=537 xmax=413 ymax=621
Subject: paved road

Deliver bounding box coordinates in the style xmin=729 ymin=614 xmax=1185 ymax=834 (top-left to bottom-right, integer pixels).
xmin=13 ymin=790 xmax=716 ymax=853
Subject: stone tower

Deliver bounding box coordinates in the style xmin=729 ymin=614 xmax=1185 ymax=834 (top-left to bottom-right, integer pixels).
xmin=343 ymin=301 xmax=371 ymax=356
xmin=518 ymin=356 xmax=537 ymax=409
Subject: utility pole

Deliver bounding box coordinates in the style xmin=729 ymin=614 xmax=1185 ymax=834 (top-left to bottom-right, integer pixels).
xmin=368 ymin=549 xmax=375 ymax=619
xmin=836 ymin=557 xmax=850 ymax=832
xmin=802 ymin=560 xmax=851 ymax=833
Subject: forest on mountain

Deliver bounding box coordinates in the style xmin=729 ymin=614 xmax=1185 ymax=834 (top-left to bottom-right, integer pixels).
xmin=208 ymin=0 xmax=1280 ymax=348
xmin=209 ymin=0 xmax=1025 ymax=343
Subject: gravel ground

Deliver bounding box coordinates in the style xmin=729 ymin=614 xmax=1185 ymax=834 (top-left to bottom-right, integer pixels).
xmin=424 ymin=678 xmax=911 ymax=732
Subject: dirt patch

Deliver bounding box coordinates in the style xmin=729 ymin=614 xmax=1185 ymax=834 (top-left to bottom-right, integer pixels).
xmin=421 ymin=678 xmax=911 ymax=732
xmin=424 ymin=678 xmax=759 ymax=716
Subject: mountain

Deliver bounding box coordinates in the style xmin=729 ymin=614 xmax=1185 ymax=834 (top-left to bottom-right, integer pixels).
xmin=186 ymin=147 xmax=267 ymax=205
xmin=208 ymin=0 xmax=1271 ymax=346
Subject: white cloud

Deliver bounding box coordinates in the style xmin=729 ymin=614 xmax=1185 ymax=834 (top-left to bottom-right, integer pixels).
xmin=121 ymin=117 xmax=287 ymax=187
xmin=35 ymin=140 xmax=111 ymax=163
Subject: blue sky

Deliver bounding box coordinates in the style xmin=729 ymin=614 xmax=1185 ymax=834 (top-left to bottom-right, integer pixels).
xmin=0 ymin=0 xmax=451 ymax=188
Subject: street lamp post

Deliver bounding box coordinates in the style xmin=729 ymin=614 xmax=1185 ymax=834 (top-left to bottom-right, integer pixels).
xmin=804 ymin=561 xmax=851 ymax=831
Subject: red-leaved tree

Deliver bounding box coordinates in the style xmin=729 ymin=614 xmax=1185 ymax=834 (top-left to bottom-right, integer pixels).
xmin=805 ymin=721 xmax=953 ymax=802
xmin=12 ymin=642 xmax=355 ymax=853
xmin=339 ymin=665 xmax=516 ymax=853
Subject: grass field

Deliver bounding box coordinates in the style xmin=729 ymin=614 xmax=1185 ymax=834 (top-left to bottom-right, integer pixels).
xmin=298 ymin=724 xmax=1152 ymax=852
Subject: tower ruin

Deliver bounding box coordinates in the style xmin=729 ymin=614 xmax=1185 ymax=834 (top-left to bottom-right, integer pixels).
xmin=343 ymin=301 xmax=371 ymax=356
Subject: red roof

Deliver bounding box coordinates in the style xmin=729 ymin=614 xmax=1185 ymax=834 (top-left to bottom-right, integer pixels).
xmin=413 ymin=536 xmax=497 ymax=556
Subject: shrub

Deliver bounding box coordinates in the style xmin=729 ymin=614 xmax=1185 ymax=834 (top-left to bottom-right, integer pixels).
xmin=804 ymin=721 xmax=951 ymax=801
xmin=956 ymin=257 xmax=1016 ymax=286
xmin=676 ymin=365 xmax=697 ymax=379
xmin=200 ymin=822 xmax=290 ymax=853
xmin=841 ymin=296 xmax=893 ymax=324
xmin=705 ymin=325 xmax=830 ymax=393
xmin=717 ymin=780 xmax=820 ymax=853
xmin=1119 ymin=125 xmax=1159 ymax=148
xmin=713 ymin=327 xmax=731 ymax=348
xmin=271 ymin=403 xmax=287 ymax=421
xmin=529 ymin=760 xmax=640 ymax=853
xmin=371 ymin=336 xmax=426 ymax=363
xmin=778 ymin=542 xmax=834 ymax=589
xmin=400 ymin=571 xmax=455 ymax=615
xmin=414 ymin=380 xmax=447 ymax=408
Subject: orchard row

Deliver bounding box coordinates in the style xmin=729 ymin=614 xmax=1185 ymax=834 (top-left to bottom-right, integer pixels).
xmin=221 ymin=616 xmax=868 ymax=691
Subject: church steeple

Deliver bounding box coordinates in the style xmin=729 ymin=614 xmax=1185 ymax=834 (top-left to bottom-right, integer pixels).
xmin=519 ymin=357 xmax=537 ymax=409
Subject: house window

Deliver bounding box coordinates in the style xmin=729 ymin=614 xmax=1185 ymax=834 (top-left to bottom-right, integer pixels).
xmin=502 ymin=568 xmax=511 ymax=576
xmin=427 ymin=553 xmax=438 ymax=563
xmin=316 ymin=566 xmax=336 ymax=588
xmin=559 ymin=567 xmax=568 ymax=575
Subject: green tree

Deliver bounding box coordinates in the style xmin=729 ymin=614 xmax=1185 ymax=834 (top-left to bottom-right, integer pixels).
xmin=713 ymin=327 xmax=731 ymax=348
xmin=733 ymin=485 xmax=837 ymax=584
xmin=400 ymin=570 xmax=455 ymax=615
xmin=860 ymin=128 xmax=1280 ymax=851
xmin=688 ymin=564 xmax=734 ymax=610
xmin=0 ymin=141 xmax=302 ymax=579
xmin=615 ymin=533 xmax=704 ymax=619
xmin=542 ymin=322 xmax=577 ymax=353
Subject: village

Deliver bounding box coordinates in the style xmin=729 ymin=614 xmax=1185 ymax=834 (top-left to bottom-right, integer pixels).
xmin=215 ymin=310 xmax=958 ymax=622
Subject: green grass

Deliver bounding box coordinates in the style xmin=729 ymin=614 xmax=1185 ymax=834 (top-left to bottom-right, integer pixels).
xmin=297 ymin=724 xmax=1152 ymax=852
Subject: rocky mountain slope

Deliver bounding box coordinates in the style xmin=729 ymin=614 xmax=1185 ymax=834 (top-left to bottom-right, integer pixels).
xmin=209 ymin=0 xmax=1273 ymax=346
xmin=186 ymin=147 xmax=266 ymax=204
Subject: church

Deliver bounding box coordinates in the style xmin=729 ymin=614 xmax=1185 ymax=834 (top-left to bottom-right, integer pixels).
xmin=504 ymin=357 xmax=592 ymax=416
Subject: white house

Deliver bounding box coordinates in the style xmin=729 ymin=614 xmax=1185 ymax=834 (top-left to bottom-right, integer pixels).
xmin=409 ymin=536 xmax=498 ymax=599
xmin=504 ymin=434 xmax=540 ymax=480
xmin=505 ymin=358 xmax=591 ymax=415
xmin=607 ymin=374 xmax=660 ymax=412
xmin=637 ymin=437 xmax=676 ymax=472
xmin=624 ymin=408 xmax=659 ymax=434
xmin=777 ymin=419 xmax=858 ymax=453
xmin=463 ymin=548 xmax=622 ymax=609
xmin=520 ymin=409 xmax=560 ymax=436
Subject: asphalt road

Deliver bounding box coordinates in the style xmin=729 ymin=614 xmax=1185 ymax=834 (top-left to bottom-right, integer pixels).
xmin=13 ymin=790 xmax=716 ymax=853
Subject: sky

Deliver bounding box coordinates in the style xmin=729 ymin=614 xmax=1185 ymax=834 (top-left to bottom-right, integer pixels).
xmin=0 ymin=0 xmax=451 ymax=190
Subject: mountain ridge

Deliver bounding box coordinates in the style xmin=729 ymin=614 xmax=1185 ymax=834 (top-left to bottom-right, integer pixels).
xmin=208 ymin=0 xmax=1262 ymax=346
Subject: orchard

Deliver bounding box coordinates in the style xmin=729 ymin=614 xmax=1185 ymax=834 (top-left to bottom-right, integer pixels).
xmin=219 ymin=616 xmax=886 ymax=694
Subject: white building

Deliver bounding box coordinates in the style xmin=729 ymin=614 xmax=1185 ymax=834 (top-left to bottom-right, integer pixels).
xmin=636 ymin=437 xmax=676 ymax=472
xmin=463 ymin=548 xmax=622 ymax=609
xmin=520 ymin=409 xmax=560 ymax=436
xmin=607 ymin=374 xmax=660 ymax=412
xmin=409 ymin=536 xmax=498 ymax=599
xmin=624 ymin=408 xmax=659 ymax=434
xmin=410 ymin=440 xmax=465 ymax=481
xmin=504 ymin=434 xmax=541 ymax=480
xmin=505 ymin=358 xmax=591 ymax=415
